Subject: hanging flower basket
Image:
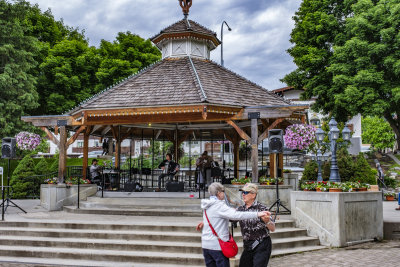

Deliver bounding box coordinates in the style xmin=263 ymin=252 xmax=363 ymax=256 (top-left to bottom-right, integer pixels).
xmin=15 ymin=132 xmax=41 ymax=151
xmin=284 ymin=124 xmax=316 ymax=150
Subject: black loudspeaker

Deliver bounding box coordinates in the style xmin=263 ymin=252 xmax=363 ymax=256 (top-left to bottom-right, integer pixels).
xmin=1 ymin=137 xmax=16 ymax=159
xmin=268 ymin=129 xmax=284 ymax=153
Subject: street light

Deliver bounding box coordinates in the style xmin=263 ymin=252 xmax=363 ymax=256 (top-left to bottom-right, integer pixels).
xmin=221 ymin=21 xmax=232 ymax=67
xmin=315 ymin=118 xmax=351 ymax=182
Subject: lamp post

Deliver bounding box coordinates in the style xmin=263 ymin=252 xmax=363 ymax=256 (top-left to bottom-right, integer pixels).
xmin=316 ymin=149 xmax=323 ymax=182
xmin=221 ymin=20 xmax=232 ymax=67
xmin=315 ymin=118 xmax=351 ymax=182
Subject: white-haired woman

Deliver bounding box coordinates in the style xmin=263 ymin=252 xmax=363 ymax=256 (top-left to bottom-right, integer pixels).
xmin=200 ymin=182 xmax=269 ymax=267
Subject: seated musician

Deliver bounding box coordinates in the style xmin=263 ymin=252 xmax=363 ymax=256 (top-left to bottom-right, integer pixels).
xmin=157 ymin=153 xmax=180 ymax=191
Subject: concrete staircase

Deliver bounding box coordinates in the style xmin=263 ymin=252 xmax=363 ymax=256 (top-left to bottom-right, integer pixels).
xmin=0 ymin=197 xmax=325 ymax=266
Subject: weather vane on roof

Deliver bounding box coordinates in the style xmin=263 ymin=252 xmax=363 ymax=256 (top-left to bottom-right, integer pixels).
xmin=179 ymin=0 xmax=192 ymax=18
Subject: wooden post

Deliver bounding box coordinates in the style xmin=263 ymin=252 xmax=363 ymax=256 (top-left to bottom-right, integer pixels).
xmin=108 ymin=137 xmax=113 ymax=156
xmin=82 ymin=129 xmax=90 ymax=179
xmin=175 ymin=129 xmax=179 ymax=161
xmin=233 ymin=140 xmax=239 ymax=179
xmin=251 ymin=118 xmax=258 ymax=183
xmin=270 ymin=153 xmax=276 ymax=178
xmin=58 ymin=126 xmax=67 ymax=183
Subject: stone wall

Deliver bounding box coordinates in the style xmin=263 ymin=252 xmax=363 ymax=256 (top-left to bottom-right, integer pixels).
xmin=40 ymin=184 xmax=97 ymax=211
xmin=291 ymin=191 xmax=383 ymax=247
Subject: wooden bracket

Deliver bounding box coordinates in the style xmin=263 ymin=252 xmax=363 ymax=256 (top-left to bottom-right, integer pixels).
xmin=226 ymin=120 xmax=250 ymax=141
xmin=66 ymin=126 xmax=86 ymax=147
xmin=40 ymin=127 xmax=60 ymax=147
xmin=202 ymin=106 xmax=207 ymax=120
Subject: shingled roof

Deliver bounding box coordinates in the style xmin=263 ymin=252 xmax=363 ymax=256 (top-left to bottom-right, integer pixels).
xmin=151 ymin=19 xmax=218 ymax=40
xmin=68 ymin=57 xmax=291 ymax=115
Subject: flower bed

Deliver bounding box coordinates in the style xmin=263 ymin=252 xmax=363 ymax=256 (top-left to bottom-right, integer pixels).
xmin=259 ymin=176 xmax=284 ymax=185
xmin=300 ymin=181 xmax=371 ymax=192
xmin=231 ymin=177 xmax=251 ymax=185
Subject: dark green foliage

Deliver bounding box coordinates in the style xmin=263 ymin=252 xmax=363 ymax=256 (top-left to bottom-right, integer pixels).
xmin=383 ymin=176 xmax=399 ymax=190
xmin=302 ymin=160 xmax=318 ymax=180
xmin=10 ymin=154 xmax=36 ymax=198
xmin=337 ymin=147 xmax=355 ymax=182
xmin=362 ymin=116 xmax=396 ymax=151
xmin=322 ymin=161 xmax=330 ymax=180
xmin=34 ymin=157 xmax=48 ymax=175
xmin=48 ymin=153 xmax=59 ymax=173
xmin=0 ymin=0 xmax=39 ymax=137
xmin=353 ymin=153 xmax=377 ymax=185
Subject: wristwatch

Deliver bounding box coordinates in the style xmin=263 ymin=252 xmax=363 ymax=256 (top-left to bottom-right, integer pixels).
xmin=266 ymin=221 xmax=274 ymax=226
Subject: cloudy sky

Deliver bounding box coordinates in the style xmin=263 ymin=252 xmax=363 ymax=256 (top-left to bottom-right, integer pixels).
xmin=27 ymin=0 xmax=301 ymax=90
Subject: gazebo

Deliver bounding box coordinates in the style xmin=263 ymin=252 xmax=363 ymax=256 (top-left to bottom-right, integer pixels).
xmin=22 ymin=0 xmax=307 ymax=186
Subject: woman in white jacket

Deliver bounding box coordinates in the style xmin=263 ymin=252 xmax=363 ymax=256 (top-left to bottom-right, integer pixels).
xmin=200 ymin=182 xmax=269 ymax=267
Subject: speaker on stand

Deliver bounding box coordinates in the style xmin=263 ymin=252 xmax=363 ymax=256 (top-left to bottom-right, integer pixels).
xmin=268 ymin=130 xmax=290 ymax=220
xmin=1 ymin=137 xmax=26 ymax=220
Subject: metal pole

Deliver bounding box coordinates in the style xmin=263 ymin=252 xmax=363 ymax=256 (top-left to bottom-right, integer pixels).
xmin=317 ymin=149 xmax=323 ymax=182
xmin=220 ymin=21 xmax=232 ymax=67
xmin=329 ymin=139 xmax=340 ymax=182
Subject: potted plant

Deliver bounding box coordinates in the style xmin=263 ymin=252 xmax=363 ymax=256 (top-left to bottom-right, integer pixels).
xmin=231 ymin=177 xmax=251 ymax=185
xmin=328 ymin=182 xmax=343 ymax=192
xmin=316 ymin=181 xmax=328 ymax=192
xmin=283 ymin=169 xmax=292 ymax=179
xmin=301 ymin=181 xmax=316 ymax=191
xmin=44 ymin=177 xmax=58 ymax=184
xmin=384 ymin=192 xmax=396 ymax=201
xmin=259 ymin=176 xmax=270 ymax=185
xmin=65 ymin=177 xmax=91 ymax=185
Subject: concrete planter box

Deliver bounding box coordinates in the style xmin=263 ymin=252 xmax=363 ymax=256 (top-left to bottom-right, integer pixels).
xmin=225 ymin=184 xmax=293 ymax=209
xmin=291 ymin=191 xmax=383 ymax=247
xmin=40 ymin=184 xmax=97 ymax=211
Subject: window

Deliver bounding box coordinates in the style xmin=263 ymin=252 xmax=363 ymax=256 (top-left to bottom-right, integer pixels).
xmin=77 ymin=141 xmax=83 ymax=148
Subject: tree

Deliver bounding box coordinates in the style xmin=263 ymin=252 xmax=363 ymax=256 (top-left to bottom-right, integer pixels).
xmin=96 ymin=32 xmax=161 ymax=91
xmin=362 ymin=116 xmax=396 ymax=151
xmin=0 ymin=0 xmax=39 ymax=137
xmin=10 ymin=154 xmax=36 ymax=198
xmin=34 ymin=157 xmax=49 ymax=175
xmin=283 ymin=0 xmax=400 ymax=149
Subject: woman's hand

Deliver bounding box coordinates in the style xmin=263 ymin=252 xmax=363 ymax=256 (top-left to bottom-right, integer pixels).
xmin=257 ymin=211 xmax=270 ymax=218
xmin=196 ymin=222 xmax=204 ymax=231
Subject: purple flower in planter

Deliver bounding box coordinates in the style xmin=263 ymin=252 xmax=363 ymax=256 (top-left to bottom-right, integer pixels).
xmin=284 ymin=124 xmax=316 ymax=150
xmin=15 ymin=132 xmax=41 ymax=151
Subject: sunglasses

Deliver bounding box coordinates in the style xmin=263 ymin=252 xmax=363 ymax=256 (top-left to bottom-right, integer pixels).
xmin=241 ymin=191 xmax=251 ymax=195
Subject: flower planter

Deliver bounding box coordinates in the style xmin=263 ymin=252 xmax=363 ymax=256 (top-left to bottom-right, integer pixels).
xmin=303 ymin=189 xmax=315 ymax=191
xmin=386 ymin=196 xmax=395 ymax=201
xmin=316 ymin=188 xmax=322 ymax=192
xmin=329 ymin=188 xmax=343 ymax=192
xmin=260 ymin=183 xmax=269 ymax=186
xmin=231 ymin=182 xmax=243 ymax=185
xmin=357 ymin=188 xmax=368 ymax=192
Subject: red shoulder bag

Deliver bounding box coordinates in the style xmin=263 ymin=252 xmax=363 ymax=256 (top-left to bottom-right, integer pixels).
xmin=204 ymin=210 xmax=238 ymax=258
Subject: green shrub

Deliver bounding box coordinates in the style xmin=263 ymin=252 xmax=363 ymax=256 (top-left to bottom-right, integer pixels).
xmin=353 ymin=153 xmax=377 ymax=184
xmin=34 ymin=157 xmax=49 ymax=175
xmin=302 ymin=161 xmax=318 ymax=180
xmin=49 ymin=154 xmax=59 ymax=173
xmin=383 ymin=176 xmax=399 ymax=189
xmin=10 ymin=154 xmax=36 ymax=198
xmin=337 ymin=148 xmax=355 ymax=182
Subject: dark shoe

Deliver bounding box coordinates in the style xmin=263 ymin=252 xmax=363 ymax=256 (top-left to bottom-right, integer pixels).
xmin=395 ymin=207 xmax=400 ymax=210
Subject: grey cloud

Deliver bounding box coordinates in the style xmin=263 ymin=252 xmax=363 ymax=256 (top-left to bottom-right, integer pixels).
xmin=28 ymin=0 xmax=301 ymax=90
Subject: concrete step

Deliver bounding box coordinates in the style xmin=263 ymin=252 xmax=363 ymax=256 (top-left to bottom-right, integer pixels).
xmin=0 ymin=219 xmax=295 ymax=232
xmin=271 ymin=245 xmax=326 ymax=257
xmin=0 ymin=234 xmax=319 ymax=254
xmin=80 ymin=202 xmax=202 ymax=211
xmin=0 ymin=257 xmax=205 ymax=267
xmin=63 ymin=206 xmax=203 ymax=217
xmin=0 ymin=256 xmax=204 ymax=267
xmin=0 ymin=245 xmax=205 ymax=266
xmin=87 ymin=196 xmax=202 ymax=204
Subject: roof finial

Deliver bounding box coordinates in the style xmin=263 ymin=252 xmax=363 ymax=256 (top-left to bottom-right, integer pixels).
xmin=179 ymin=0 xmax=192 ymax=18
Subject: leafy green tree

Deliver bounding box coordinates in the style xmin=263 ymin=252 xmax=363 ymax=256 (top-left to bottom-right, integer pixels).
xmin=96 ymin=32 xmax=161 ymax=91
xmin=283 ymin=0 xmax=400 ymax=149
xmin=38 ymin=39 xmax=101 ymax=114
xmin=0 ymin=0 xmax=39 ymax=137
xmin=362 ymin=116 xmax=396 ymax=151
xmin=353 ymin=153 xmax=377 ymax=184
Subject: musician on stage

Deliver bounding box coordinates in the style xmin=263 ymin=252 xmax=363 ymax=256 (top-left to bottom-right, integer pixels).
xmin=157 ymin=153 xmax=180 ymax=191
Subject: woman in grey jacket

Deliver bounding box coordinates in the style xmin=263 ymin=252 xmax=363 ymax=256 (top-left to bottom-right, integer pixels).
xmin=200 ymin=182 xmax=269 ymax=267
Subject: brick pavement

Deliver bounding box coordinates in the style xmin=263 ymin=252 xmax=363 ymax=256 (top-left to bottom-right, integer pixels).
xmin=270 ymin=240 xmax=400 ymax=267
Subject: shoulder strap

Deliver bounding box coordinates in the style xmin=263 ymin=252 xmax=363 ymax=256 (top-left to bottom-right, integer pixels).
xmin=204 ymin=210 xmax=220 ymax=240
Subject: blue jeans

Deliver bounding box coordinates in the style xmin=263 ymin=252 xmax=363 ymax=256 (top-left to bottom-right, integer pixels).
xmin=203 ymin=248 xmax=229 ymax=267
xmin=398 ymin=193 xmax=400 ymax=205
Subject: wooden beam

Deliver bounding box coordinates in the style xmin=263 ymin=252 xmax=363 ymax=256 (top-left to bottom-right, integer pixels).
xmin=101 ymin=126 xmax=111 ymax=136
xmin=66 ymin=126 xmax=86 ymax=147
xmin=82 ymin=130 xmax=89 ymax=179
xmin=40 ymin=127 xmax=60 ymax=147
xmin=226 ymin=120 xmax=250 ymax=141
xmin=22 ymin=115 xmax=81 ymax=127
xmin=261 ymin=119 xmax=270 ymax=129
xmin=111 ymin=126 xmax=118 ymax=140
